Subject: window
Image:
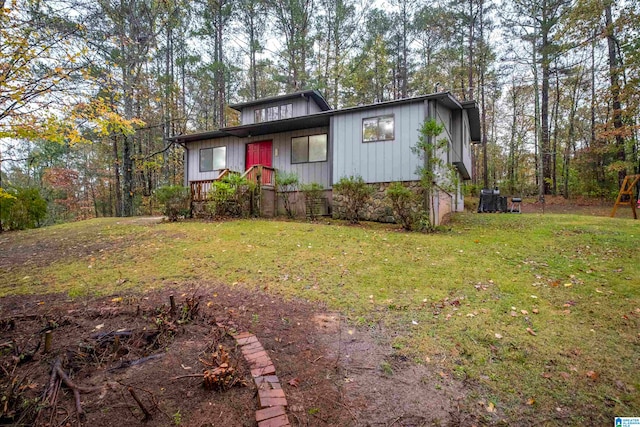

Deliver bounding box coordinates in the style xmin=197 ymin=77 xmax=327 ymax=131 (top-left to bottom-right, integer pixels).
xmin=254 ymin=103 xmax=293 ymax=123
xmin=267 ymin=106 xmax=279 ymax=121
xmin=362 ymin=115 xmax=394 ymax=142
xmin=280 ymin=103 xmax=293 ymax=119
xmin=200 ymin=146 xmax=226 ymax=172
xmin=291 ymin=134 xmax=327 ymax=163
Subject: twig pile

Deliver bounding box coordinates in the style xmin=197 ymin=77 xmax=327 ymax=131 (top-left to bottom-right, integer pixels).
xmin=174 ymin=344 xmax=247 ymax=391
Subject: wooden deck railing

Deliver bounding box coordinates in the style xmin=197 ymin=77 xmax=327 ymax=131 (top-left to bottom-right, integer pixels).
xmin=190 ymin=169 xmax=230 ymax=202
xmin=241 ymin=165 xmax=275 ymax=187
xmin=190 ymin=166 xmax=275 ymax=202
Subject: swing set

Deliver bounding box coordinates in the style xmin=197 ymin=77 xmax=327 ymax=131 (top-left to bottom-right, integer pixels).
xmin=610 ymin=174 xmax=640 ymax=219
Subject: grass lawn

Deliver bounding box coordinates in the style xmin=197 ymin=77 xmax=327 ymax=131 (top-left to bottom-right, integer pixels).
xmin=1 ymin=212 xmax=638 ymax=424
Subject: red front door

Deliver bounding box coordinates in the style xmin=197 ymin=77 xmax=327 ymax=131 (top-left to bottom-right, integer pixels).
xmin=246 ymin=140 xmax=273 ymax=170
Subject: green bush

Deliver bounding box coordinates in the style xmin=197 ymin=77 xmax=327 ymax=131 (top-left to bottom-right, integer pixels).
xmin=155 ymin=185 xmax=190 ymax=221
xmin=333 ymin=175 xmax=373 ymax=223
xmin=0 ymin=186 xmax=47 ymax=231
xmin=275 ymin=171 xmax=299 ymax=218
xmin=300 ymin=182 xmax=324 ymax=221
xmin=386 ymin=182 xmax=419 ymax=231
xmin=207 ymin=174 xmax=256 ymax=217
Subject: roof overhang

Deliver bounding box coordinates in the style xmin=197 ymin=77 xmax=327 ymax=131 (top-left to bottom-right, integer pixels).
xmin=330 ymin=91 xmax=463 ymax=116
xmin=228 ymin=90 xmax=331 ymax=111
xmin=453 ymin=161 xmax=472 ymax=180
xmin=170 ymin=113 xmax=332 ymax=144
xmin=171 ymin=91 xmax=480 ymax=145
xmin=461 ymin=100 xmax=481 ymax=143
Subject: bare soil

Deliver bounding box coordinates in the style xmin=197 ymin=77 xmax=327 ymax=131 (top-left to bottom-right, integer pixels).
xmin=0 ymin=283 xmax=483 ymax=427
xmin=520 ymin=195 xmax=615 ymax=216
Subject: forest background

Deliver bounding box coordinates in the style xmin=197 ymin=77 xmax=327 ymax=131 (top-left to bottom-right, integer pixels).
xmin=0 ymin=0 xmax=638 ymax=227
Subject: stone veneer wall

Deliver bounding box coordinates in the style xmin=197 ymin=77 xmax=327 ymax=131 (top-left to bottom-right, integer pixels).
xmin=332 ymin=181 xmax=455 ymax=226
xmin=332 ymin=181 xmax=424 ymax=223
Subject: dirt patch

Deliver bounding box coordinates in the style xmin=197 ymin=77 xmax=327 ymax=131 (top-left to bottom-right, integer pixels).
xmin=0 ymin=283 xmax=482 ymax=426
xmin=317 ymin=322 xmax=478 ymax=426
xmin=520 ymin=196 xmax=614 ymax=216
xmin=0 ymin=285 xmax=356 ymax=426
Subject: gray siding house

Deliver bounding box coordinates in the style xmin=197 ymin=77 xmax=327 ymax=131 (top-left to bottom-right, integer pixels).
xmin=172 ymin=90 xmax=480 ymax=225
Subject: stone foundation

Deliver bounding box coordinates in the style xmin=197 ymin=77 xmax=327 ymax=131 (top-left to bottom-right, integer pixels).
xmin=191 ymin=181 xmax=456 ymax=226
xmin=332 ymin=181 xmax=455 ymax=226
xmin=332 ymin=181 xmax=422 ymax=223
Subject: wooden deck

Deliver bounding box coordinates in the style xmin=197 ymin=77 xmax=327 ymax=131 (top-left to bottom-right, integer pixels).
xmin=190 ymin=165 xmax=275 ymax=202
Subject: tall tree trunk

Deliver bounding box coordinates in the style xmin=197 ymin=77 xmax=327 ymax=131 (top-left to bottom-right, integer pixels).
xmin=552 ymin=67 xmax=560 ymax=195
xmin=590 ymin=30 xmax=596 ymax=148
xmin=216 ymin=9 xmax=225 ymax=127
xmin=249 ymin=14 xmax=258 ymax=100
xmin=541 ymin=6 xmax=551 ymax=196
xmin=163 ymin=25 xmax=172 ymax=184
xmin=112 ymin=135 xmax=122 ymax=217
xmin=401 ymin=0 xmax=408 ymax=98
xmin=479 ymin=0 xmax=487 ymax=188
xmin=467 ymin=0 xmax=475 ymax=100
xmin=604 ymin=4 xmax=625 ymax=185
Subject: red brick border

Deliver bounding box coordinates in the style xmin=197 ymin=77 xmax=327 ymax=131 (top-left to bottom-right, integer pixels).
xmin=234 ymin=332 xmax=291 ymax=427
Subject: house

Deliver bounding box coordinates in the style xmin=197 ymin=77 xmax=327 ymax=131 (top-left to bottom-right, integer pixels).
xmin=171 ymin=90 xmax=480 ymax=225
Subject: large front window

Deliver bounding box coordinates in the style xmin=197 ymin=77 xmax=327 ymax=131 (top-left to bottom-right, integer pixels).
xmin=291 ymin=134 xmax=327 ymax=163
xmin=200 ymin=146 xmax=226 ymax=171
xmin=362 ymin=115 xmax=394 ymax=142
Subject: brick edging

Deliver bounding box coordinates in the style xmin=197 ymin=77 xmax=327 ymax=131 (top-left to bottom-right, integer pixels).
xmin=234 ymin=332 xmax=291 ymax=427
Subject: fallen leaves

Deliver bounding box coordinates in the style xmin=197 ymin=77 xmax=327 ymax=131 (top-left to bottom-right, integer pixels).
xmin=288 ymin=377 xmax=300 ymax=387
xmin=526 ymin=328 xmax=537 ymax=336
xmin=586 ymin=371 xmax=599 ymax=380
xmin=494 ymin=333 xmax=503 ymax=339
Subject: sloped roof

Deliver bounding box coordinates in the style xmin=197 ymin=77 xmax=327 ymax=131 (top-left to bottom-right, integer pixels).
xmin=171 ymin=91 xmax=481 ymax=145
xmin=228 ymin=90 xmax=331 ymax=112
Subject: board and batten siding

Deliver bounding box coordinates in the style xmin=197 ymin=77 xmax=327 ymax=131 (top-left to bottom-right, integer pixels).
xmin=435 ymin=104 xmax=456 ymax=167
xmin=331 ymin=102 xmax=426 ymax=184
xmin=240 ymin=95 xmax=322 ymax=125
xmin=186 ymin=126 xmax=331 ymax=188
xmin=461 ymin=111 xmax=472 ymax=176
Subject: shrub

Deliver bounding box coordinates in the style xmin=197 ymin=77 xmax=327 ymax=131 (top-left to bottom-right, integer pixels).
xmin=207 ymin=174 xmax=256 ymax=218
xmin=333 ymin=175 xmax=373 ymax=223
xmin=386 ymin=182 xmax=419 ymax=231
xmin=0 ymin=186 xmax=47 ymax=231
xmin=155 ymin=185 xmax=190 ymax=221
xmin=275 ymin=171 xmax=299 ymax=218
xmin=300 ymin=183 xmax=324 ymax=221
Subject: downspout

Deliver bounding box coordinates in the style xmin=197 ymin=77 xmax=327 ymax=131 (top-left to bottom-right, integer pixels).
xmin=182 ymin=143 xmax=189 ymax=187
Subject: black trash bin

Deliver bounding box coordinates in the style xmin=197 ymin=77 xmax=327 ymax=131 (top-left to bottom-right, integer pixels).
xmin=498 ymin=196 xmax=508 ymax=212
xmin=478 ymin=188 xmax=497 ymax=212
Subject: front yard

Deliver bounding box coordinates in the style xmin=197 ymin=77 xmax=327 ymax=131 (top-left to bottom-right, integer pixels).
xmin=1 ymin=212 xmax=638 ymax=425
